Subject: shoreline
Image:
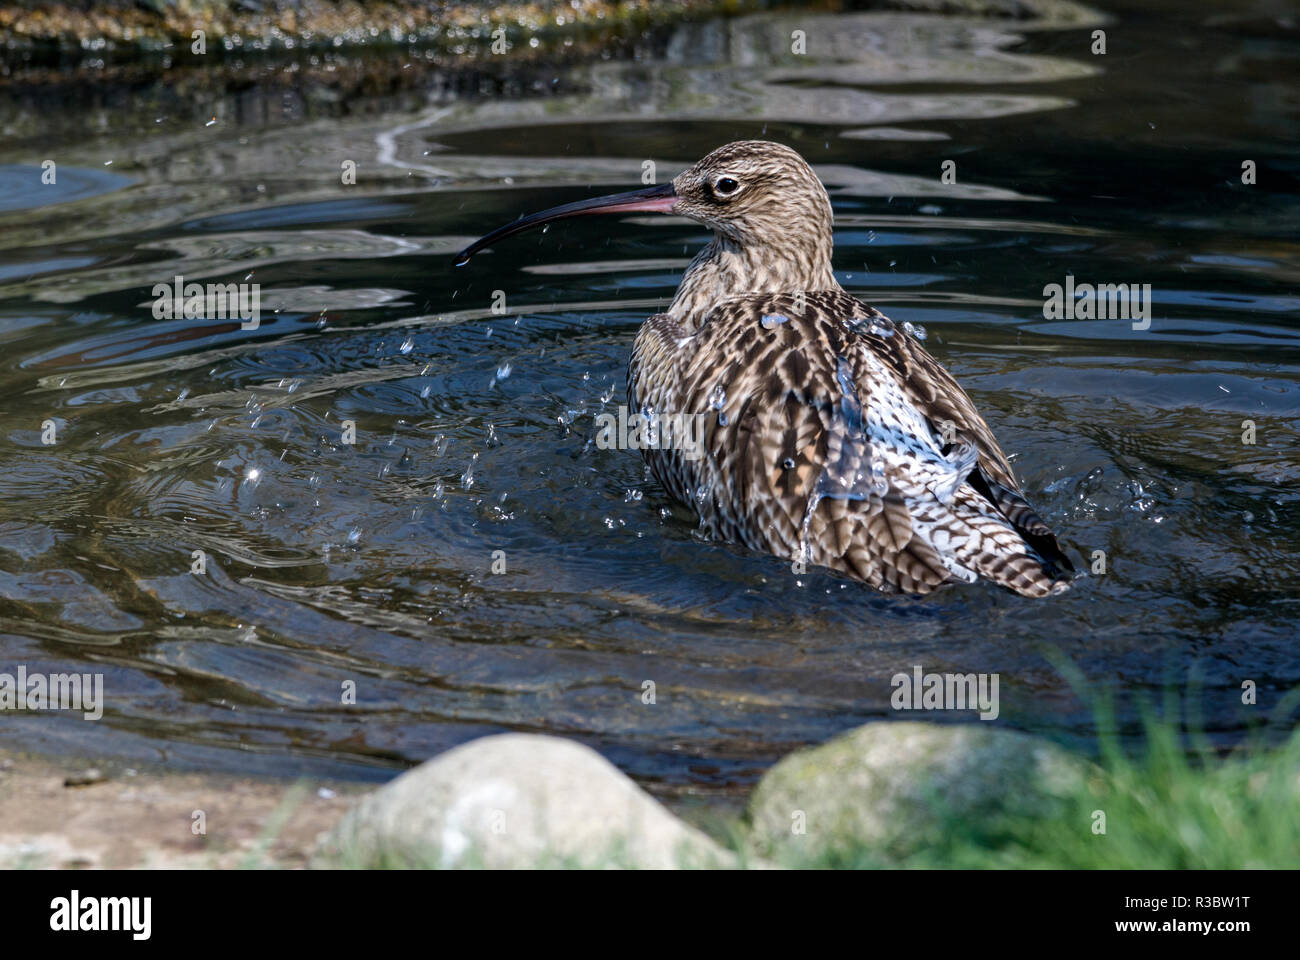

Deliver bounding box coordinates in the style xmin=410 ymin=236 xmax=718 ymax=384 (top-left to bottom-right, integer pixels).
xmin=0 ymin=744 xmax=365 ymax=869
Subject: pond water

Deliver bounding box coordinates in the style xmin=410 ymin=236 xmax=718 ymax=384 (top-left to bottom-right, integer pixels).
xmin=0 ymin=0 xmax=1296 ymax=799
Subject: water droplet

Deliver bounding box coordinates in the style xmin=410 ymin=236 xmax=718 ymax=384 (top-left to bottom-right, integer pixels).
xmin=496 ymin=362 xmax=512 ymax=380
xmin=760 ymin=313 xmax=789 ymax=330
xmin=783 ymin=457 xmax=795 ymax=469
xmin=399 ymin=336 xmax=415 ymax=354
xmin=870 ymin=459 xmax=888 ymax=496
xmin=718 ymin=411 xmax=729 ymax=426
xmin=643 ymin=412 xmax=659 ymax=447
xmin=460 ymin=453 xmax=479 ymax=489
xmin=708 ymin=384 xmax=726 ymax=409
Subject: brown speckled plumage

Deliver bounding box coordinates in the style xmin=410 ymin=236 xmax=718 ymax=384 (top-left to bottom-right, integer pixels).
xmin=459 ymin=140 xmax=1073 ymax=596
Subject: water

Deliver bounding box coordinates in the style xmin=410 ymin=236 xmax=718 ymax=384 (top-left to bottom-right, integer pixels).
xmin=0 ymin=1 xmax=1296 ymax=799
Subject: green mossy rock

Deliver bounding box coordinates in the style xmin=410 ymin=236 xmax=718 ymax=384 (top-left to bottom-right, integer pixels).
xmin=746 ymin=721 xmax=1092 ymax=865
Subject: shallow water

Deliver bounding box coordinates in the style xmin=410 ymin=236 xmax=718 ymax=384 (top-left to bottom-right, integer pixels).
xmin=0 ymin=1 xmax=1297 ymax=798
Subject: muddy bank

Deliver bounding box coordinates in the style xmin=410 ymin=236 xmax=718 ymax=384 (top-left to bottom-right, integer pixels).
xmin=0 ymin=746 xmax=364 ymax=869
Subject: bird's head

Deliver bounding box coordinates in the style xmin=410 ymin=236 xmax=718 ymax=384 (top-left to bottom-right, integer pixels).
xmin=455 ymin=140 xmax=835 ymax=269
xmin=668 ymin=140 xmax=834 ymax=250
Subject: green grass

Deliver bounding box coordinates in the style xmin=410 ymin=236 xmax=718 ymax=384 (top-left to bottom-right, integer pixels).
xmin=781 ymin=731 xmax=1299 ymax=869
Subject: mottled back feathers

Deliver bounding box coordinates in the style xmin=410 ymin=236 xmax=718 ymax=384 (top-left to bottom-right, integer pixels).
xmin=629 ymin=290 xmax=1073 ymax=597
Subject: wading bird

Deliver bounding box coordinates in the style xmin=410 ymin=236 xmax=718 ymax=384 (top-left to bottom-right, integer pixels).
xmin=457 ymin=141 xmax=1073 ymax=596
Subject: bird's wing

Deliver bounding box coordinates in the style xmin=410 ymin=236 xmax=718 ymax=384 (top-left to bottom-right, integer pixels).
xmin=674 ymin=290 xmax=1070 ymax=595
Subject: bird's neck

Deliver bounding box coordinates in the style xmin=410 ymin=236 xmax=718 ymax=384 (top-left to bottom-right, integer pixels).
xmin=667 ymin=235 xmax=839 ymax=329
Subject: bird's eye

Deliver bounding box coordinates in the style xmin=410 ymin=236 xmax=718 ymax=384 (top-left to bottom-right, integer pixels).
xmin=712 ymin=177 xmax=741 ymax=197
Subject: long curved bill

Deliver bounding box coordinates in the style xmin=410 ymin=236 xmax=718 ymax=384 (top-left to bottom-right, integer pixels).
xmin=454 ymin=181 xmax=678 ymax=265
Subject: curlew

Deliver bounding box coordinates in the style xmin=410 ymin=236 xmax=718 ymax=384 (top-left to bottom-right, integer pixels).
xmin=457 ymin=141 xmax=1074 ymax=596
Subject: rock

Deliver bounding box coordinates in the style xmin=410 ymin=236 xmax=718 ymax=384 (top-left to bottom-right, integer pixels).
xmin=746 ymin=721 xmax=1090 ymax=864
xmin=321 ymin=734 xmax=735 ymax=869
